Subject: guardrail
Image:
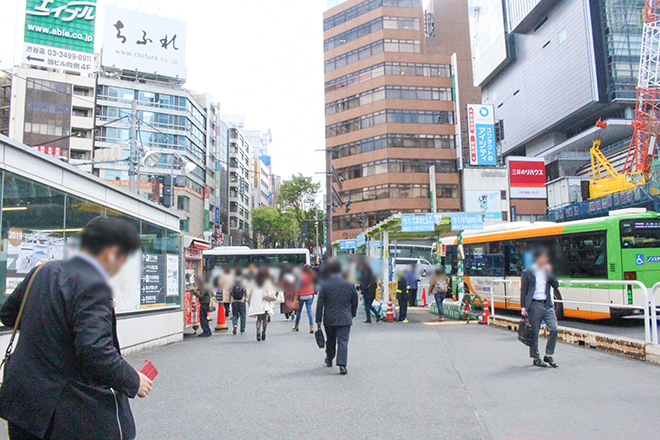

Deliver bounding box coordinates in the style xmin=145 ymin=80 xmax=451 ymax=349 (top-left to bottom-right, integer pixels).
xmin=491 ymin=279 xmax=658 ymax=344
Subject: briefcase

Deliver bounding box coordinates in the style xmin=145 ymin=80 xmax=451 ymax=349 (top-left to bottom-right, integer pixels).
xmin=314 ymin=327 xmax=325 ymax=349
xmin=517 ymin=317 xmax=534 ymax=346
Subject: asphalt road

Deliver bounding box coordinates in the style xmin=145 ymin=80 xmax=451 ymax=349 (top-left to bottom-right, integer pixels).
xmin=2 ymin=306 xmax=658 ymax=439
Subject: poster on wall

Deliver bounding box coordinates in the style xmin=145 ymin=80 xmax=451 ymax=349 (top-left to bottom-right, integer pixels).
xmin=464 ymin=190 xmax=502 ymax=220
xmin=166 ymin=254 xmax=179 ymax=298
xmin=23 ymin=0 xmax=96 ymax=74
xmin=110 ymin=251 xmax=142 ymax=312
xmin=5 ymin=228 xmax=64 ymax=294
xmin=507 ymin=157 xmax=547 ymax=199
xmin=141 ymin=253 xmax=166 ymax=308
xmin=467 ymin=104 xmax=496 ymax=166
xmin=102 ymin=5 xmax=187 ymax=79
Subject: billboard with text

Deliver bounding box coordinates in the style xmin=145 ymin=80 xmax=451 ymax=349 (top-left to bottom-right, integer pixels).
xmin=102 ymin=6 xmax=186 ymax=79
xmin=507 ymin=157 xmax=547 ymax=199
xmin=467 ymin=104 xmax=496 ymax=166
xmin=23 ymin=0 xmax=96 ymax=74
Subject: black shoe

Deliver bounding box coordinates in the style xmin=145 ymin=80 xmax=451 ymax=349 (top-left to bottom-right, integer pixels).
xmin=325 ymin=358 xmax=333 ymax=367
xmin=376 ymin=315 xmax=381 ymax=322
xmin=198 ymin=332 xmax=211 ymax=338
xmin=364 ymin=320 xmax=372 ymax=323
xmin=533 ymin=358 xmax=548 ymax=367
xmin=257 ymin=333 xmax=261 ymax=342
xmin=544 ymin=356 xmax=559 ymax=368
xmin=261 ymin=331 xmax=266 ymax=341
xmin=232 ymin=326 xmax=237 ymax=335
xmin=339 ymin=366 xmax=348 ymax=375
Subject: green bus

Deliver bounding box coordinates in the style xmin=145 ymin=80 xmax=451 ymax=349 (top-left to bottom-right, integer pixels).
xmin=441 ymin=210 xmax=660 ymax=320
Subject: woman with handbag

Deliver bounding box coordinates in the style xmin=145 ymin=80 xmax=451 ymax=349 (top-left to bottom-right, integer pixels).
xmin=294 ymin=265 xmax=316 ymax=333
xmin=279 ymin=269 xmax=299 ymax=321
xmin=248 ymin=266 xmax=280 ymax=342
xmin=429 ymin=266 xmax=449 ymax=322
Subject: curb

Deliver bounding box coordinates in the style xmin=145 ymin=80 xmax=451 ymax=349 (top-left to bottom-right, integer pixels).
xmin=489 ymin=315 xmax=660 ymax=364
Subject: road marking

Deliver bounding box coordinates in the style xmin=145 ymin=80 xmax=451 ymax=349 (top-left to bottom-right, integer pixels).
xmin=422 ymin=320 xmax=480 ymax=326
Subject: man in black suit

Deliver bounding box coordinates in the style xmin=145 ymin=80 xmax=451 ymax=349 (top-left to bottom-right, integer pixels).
xmin=316 ymin=259 xmax=358 ymax=375
xmin=0 ymin=217 xmax=153 ymax=440
xmin=520 ymin=248 xmax=560 ymax=368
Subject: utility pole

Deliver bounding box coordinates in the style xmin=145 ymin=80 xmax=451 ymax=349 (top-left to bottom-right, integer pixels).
xmin=325 ymin=148 xmax=333 ymax=258
xmin=128 ymin=99 xmax=138 ymax=193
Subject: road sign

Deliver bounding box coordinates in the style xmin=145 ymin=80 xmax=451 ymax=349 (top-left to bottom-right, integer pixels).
xmin=451 ymin=213 xmax=483 ymax=231
xmin=23 ymin=0 xmax=96 ymax=74
xmin=339 ymin=240 xmax=357 ymax=250
xmin=356 ymin=232 xmax=365 ymax=247
xmin=401 ymin=214 xmax=435 ymax=233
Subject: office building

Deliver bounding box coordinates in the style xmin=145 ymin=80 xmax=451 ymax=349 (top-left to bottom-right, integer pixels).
xmin=243 ymin=127 xmax=274 ymax=209
xmin=216 ymin=118 xmax=230 ymax=243
xmin=2 ymin=67 xmax=96 ymax=170
xmin=324 ymin=0 xmax=460 ymax=242
xmin=425 ymin=0 xmax=481 ymax=163
xmin=227 ymin=124 xmax=253 ymax=245
xmin=469 ymin=0 xmax=644 ymax=182
xmin=94 ymin=73 xmax=210 ymax=237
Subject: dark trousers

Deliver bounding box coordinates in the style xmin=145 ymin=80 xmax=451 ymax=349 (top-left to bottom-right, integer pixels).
xmin=325 ymin=325 xmax=351 ymax=367
xmin=408 ymin=287 xmax=417 ymax=307
xmin=200 ymin=303 xmax=211 ymax=335
xmin=528 ymin=300 xmax=559 ymax=359
xmin=398 ymin=297 xmax=408 ymax=321
xmin=363 ymin=295 xmax=378 ymax=322
xmin=231 ymin=302 xmax=246 ymax=333
xmin=8 ymin=423 xmax=49 ymax=440
xmin=224 ymin=302 xmax=231 ymax=317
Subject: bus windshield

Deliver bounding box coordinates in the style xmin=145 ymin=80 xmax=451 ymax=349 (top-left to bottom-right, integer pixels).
xmin=620 ymin=219 xmax=660 ymax=249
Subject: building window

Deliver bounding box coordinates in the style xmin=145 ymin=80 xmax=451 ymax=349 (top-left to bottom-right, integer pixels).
xmin=177 ymin=195 xmax=190 ymax=211
xmin=180 ymin=219 xmax=189 ymax=232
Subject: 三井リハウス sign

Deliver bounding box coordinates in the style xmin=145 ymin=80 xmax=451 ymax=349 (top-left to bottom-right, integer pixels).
xmin=451 ymin=213 xmax=484 ymax=231
xmin=102 ymin=6 xmax=187 ymax=80
xmin=467 ymin=104 xmax=496 ymax=166
xmin=507 ymin=157 xmax=547 ymax=199
xmin=23 ymin=0 xmax=96 ymax=74
xmin=401 ymin=214 xmax=435 ymax=233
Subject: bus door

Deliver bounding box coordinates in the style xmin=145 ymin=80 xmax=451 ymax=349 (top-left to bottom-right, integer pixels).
xmin=620 ymin=219 xmax=660 ymax=314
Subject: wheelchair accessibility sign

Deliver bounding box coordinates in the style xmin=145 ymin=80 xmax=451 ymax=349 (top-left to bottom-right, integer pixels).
xmin=636 ymin=254 xmax=645 ymax=265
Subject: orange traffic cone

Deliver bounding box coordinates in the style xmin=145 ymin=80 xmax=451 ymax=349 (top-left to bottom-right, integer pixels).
xmin=386 ymin=297 xmax=395 ymax=322
xmin=215 ymin=303 xmax=228 ymax=332
xmin=421 ymin=287 xmax=427 ymax=307
xmin=479 ymin=299 xmax=490 ymax=325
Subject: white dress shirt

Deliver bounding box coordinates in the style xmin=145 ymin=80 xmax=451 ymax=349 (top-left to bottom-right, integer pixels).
xmin=532 ymin=266 xmax=548 ymax=301
xmin=76 ymin=252 xmax=110 ymax=284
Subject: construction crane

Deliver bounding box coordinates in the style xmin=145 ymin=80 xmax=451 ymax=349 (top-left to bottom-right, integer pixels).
xmin=590 ymin=0 xmax=660 ymax=199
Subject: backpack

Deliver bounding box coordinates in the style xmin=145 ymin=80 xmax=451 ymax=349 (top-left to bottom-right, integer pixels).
xmin=232 ymin=281 xmax=246 ymax=301
xmin=435 ymin=278 xmax=448 ymax=294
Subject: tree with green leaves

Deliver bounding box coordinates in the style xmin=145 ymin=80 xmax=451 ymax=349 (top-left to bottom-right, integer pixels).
xmin=251 ymin=207 xmax=294 ymax=248
xmin=277 ymin=174 xmax=321 ymax=247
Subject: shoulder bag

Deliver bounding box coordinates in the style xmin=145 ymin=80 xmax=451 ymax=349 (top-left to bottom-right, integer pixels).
xmin=1 ymin=262 xmax=49 ymax=376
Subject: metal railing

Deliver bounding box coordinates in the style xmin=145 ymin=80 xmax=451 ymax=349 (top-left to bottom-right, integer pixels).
xmin=491 ymin=279 xmax=658 ymax=344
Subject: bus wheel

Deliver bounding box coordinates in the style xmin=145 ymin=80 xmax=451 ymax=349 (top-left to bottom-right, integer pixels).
xmin=553 ymin=291 xmax=564 ymax=320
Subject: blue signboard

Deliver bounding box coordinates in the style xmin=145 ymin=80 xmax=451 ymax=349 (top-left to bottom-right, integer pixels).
xmin=451 ymin=213 xmax=484 ymax=231
xmin=401 ymin=214 xmax=435 ymax=233
xmin=339 ymin=240 xmax=357 ymax=250
xmin=375 ymin=240 xmax=381 ymax=248
xmin=468 ymin=104 xmax=496 ymax=166
xmin=356 ymin=232 xmax=366 ymax=247
xmin=215 ymin=207 xmax=220 ymax=224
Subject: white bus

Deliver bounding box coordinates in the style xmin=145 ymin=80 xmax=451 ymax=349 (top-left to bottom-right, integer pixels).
xmin=203 ymin=247 xmax=310 ymax=272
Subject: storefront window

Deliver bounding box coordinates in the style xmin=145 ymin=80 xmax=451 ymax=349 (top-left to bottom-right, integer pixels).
xmin=0 ymin=171 xmax=65 ymax=305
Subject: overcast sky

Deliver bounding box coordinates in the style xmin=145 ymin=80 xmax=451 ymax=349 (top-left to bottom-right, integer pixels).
xmin=0 ymin=0 xmax=354 ymax=183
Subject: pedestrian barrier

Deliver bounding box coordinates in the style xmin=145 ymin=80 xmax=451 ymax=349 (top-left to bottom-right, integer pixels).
xmin=492 ymin=279 xmax=658 ymax=344
xmin=441 ymin=300 xmax=462 ymax=320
